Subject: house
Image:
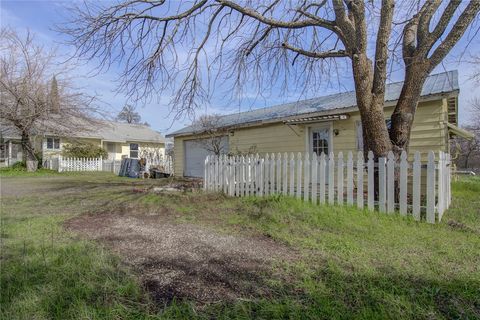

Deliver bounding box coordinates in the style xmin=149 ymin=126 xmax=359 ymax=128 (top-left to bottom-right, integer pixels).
xmin=167 ymin=70 xmax=473 ymax=177
xmin=0 ymin=120 xmax=165 ymax=166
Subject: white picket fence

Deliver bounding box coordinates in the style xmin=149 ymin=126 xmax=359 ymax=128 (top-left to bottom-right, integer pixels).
xmin=204 ymin=151 xmax=452 ymax=223
xmin=44 ymin=156 xmax=173 ymax=175
xmin=58 ymin=157 xmax=103 ymax=172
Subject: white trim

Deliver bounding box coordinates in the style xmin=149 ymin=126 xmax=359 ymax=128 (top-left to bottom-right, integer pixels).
xmin=304 ymin=122 xmax=333 ymax=155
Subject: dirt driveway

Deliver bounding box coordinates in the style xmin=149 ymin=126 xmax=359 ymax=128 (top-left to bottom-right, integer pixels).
xmin=0 ymin=173 xmax=295 ymax=306
xmin=66 ymin=211 xmax=293 ymax=305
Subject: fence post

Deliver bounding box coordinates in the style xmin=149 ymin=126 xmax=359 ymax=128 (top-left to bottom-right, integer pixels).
xmin=426 ymin=151 xmax=436 ymax=223
xmin=283 ymin=153 xmax=288 ymax=195
xmin=378 ymin=156 xmax=386 ymax=212
xmin=367 ymin=151 xmax=375 ymax=210
xmin=311 ymin=153 xmax=318 ymax=205
xmin=412 ymin=152 xmax=421 ymax=220
xmin=387 ymin=151 xmax=395 ymax=213
xmin=319 ymin=152 xmax=326 ymax=204
xmin=270 ymin=153 xmax=276 ymax=195
xmin=337 ymin=152 xmax=344 ymax=205
xmin=357 ymin=151 xmax=364 ymax=209
xmin=296 ymin=152 xmax=302 ymax=199
xmin=399 ymin=151 xmax=408 ymax=216
xmin=58 ymin=155 xmax=62 ymax=172
xmin=303 ymin=153 xmax=310 ymax=202
xmin=276 ymin=153 xmax=282 ymax=194
xmin=347 ymin=152 xmax=353 ymax=205
xmin=289 ymin=153 xmax=295 ymax=197
xmin=437 ymin=151 xmax=445 ymax=222
xmin=264 ymin=154 xmax=270 ymax=196
xmin=328 ymin=152 xmax=335 ymax=205
xmin=204 ymin=156 xmax=209 ymax=190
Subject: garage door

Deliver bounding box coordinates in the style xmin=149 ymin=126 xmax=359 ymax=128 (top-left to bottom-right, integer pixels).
xmin=184 ymin=137 xmax=229 ymax=177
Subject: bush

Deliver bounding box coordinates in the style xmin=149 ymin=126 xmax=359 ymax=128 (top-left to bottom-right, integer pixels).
xmin=11 ymin=161 xmax=26 ymax=170
xmin=62 ymin=142 xmax=108 ymax=159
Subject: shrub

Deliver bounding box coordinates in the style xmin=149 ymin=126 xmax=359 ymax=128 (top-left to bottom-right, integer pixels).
xmin=11 ymin=161 xmax=26 ymax=170
xmin=62 ymin=142 xmax=108 ymax=159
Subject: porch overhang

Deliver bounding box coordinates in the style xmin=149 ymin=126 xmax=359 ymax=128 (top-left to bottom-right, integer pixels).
xmin=283 ymin=114 xmax=349 ymax=125
xmin=447 ymin=123 xmax=475 ymax=140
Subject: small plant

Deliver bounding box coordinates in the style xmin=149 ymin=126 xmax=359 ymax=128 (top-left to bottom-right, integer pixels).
xmin=62 ymin=142 xmax=108 ymax=158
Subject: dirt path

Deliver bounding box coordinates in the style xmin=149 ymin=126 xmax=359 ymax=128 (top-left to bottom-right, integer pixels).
xmin=66 ymin=212 xmax=294 ymax=305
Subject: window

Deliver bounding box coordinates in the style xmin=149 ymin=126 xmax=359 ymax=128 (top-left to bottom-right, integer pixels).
xmin=356 ymin=119 xmax=391 ymax=151
xmin=129 ymin=143 xmax=139 ymax=158
xmin=311 ymin=129 xmax=329 ymax=155
xmin=46 ymin=137 xmax=60 ymax=150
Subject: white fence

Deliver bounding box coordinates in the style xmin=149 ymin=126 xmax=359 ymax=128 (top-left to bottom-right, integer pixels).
xmin=43 ymin=156 xmax=173 ymax=175
xmin=58 ymin=157 xmax=103 ymax=172
xmin=204 ymin=151 xmax=452 ymax=224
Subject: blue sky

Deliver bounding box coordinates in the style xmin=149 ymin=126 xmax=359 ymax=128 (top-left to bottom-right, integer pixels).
xmin=1 ymin=1 xmax=479 ymax=135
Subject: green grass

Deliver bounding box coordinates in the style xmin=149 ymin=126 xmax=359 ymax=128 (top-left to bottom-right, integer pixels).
xmin=1 ymin=174 xmax=479 ymax=319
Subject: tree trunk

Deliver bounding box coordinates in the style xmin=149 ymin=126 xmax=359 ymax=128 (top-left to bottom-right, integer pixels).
xmin=389 ymin=62 xmax=429 ymax=158
xmin=21 ymin=131 xmax=37 ymax=172
xmin=351 ymin=54 xmax=392 ymax=159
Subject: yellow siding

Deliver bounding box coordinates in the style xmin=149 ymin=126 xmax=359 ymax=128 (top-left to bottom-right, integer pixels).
xmin=230 ymin=123 xmax=306 ymax=155
xmin=173 ymin=99 xmax=448 ymax=176
xmin=174 ymin=137 xmax=185 ymax=176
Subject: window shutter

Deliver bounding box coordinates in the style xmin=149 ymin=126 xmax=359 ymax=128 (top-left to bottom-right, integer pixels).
xmin=356 ymin=121 xmax=363 ymax=151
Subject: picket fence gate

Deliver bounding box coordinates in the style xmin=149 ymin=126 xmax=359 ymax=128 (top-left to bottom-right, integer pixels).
xmin=204 ymin=151 xmax=451 ymax=223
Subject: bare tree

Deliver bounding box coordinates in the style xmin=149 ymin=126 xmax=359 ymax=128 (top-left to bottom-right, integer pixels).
xmin=116 ymin=104 xmax=142 ymax=124
xmin=451 ymin=126 xmax=480 ymax=170
xmin=0 ymin=28 xmax=99 ymax=171
xmin=191 ymin=114 xmax=229 ymax=156
xmin=62 ymin=0 xmax=480 ymax=158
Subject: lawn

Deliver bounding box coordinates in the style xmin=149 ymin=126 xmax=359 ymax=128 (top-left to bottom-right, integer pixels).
xmin=1 ymin=171 xmax=479 ymax=319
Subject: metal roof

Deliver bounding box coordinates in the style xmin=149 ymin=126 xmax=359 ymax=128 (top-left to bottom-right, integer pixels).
xmin=167 ymin=70 xmax=459 ymax=137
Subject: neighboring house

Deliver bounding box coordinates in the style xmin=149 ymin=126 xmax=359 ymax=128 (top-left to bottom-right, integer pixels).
xmin=167 ymin=70 xmax=473 ymax=177
xmin=0 ymin=120 xmax=165 ymax=166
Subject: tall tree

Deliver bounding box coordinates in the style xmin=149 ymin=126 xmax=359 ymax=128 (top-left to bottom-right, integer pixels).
xmin=50 ymin=75 xmax=60 ymax=113
xmin=116 ymin=104 xmax=142 ymax=124
xmin=63 ymin=0 xmax=480 ymax=158
xmin=0 ymin=28 xmax=98 ymax=171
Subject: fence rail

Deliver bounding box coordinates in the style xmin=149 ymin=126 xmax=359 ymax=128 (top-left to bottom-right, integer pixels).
xmin=43 ymin=156 xmax=173 ymax=175
xmin=204 ymin=150 xmax=451 ymax=224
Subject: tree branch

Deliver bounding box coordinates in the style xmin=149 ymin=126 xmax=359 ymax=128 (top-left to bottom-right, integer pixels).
xmin=281 ymin=42 xmax=347 ymax=59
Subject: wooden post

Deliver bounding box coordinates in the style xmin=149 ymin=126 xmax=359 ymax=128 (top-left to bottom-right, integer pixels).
xmin=289 ymin=153 xmax=295 ymax=196
xmin=328 ymin=152 xmax=335 ymax=205
xmin=283 ymin=153 xmax=288 ymax=195
xmin=337 ymin=152 xmax=344 ymax=205
xmin=276 ymin=153 xmax=282 ymax=194
xmin=347 ymin=151 xmax=353 ymax=205
xmin=311 ymin=153 xmax=318 ymax=205
xmin=378 ymin=157 xmax=386 ymax=212
xmin=426 ymin=151 xmax=436 ymax=223
xmin=367 ymin=151 xmax=374 ymax=211
xmin=387 ymin=151 xmax=395 ymax=213
xmin=412 ymin=152 xmax=421 ymax=220
xmin=319 ymin=152 xmax=326 ymax=204
xmin=296 ymin=152 xmax=302 ymax=200
xmin=303 ymin=153 xmax=310 ymax=202
xmin=399 ymin=151 xmax=408 ymax=216
xmin=357 ymin=151 xmax=364 ymax=209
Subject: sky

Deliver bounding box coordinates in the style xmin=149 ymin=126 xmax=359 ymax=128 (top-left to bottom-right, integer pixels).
xmin=1 ymin=0 xmax=479 ymax=135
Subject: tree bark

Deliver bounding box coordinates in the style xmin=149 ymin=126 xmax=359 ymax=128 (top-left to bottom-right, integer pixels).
xmin=389 ymin=61 xmax=429 ymax=157
xmin=351 ymin=54 xmax=392 ymax=159
xmin=21 ymin=131 xmax=38 ymax=172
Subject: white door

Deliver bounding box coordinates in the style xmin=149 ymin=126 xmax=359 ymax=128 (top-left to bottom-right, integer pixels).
xmin=184 ymin=137 xmax=229 ymax=177
xmin=106 ymin=142 xmax=116 ymax=160
xmin=309 ymin=126 xmax=331 ymax=155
